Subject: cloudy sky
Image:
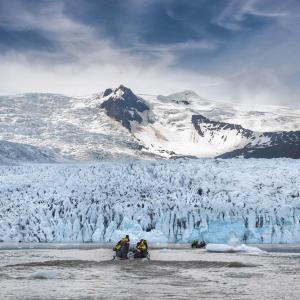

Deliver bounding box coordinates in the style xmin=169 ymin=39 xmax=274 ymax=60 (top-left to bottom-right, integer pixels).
xmin=0 ymin=0 xmax=299 ymax=107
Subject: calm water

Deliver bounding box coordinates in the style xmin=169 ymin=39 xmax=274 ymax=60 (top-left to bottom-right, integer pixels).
xmin=0 ymin=244 xmax=299 ymax=299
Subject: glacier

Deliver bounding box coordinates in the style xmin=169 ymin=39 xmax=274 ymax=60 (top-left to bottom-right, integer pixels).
xmin=0 ymin=159 xmax=299 ymax=244
xmin=1 ymin=90 xmax=300 ymax=162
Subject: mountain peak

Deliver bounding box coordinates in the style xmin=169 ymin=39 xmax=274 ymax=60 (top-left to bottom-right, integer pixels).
xmin=167 ymin=90 xmax=200 ymax=99
xmin=100 ymin=86 xmax=149 ymax=131
xmin=181 ymin=90 xmax=199 ymax=97
xmin=116 ymin=84 xmax=127 ymax=91
xmin=157 ymin=90 xmax=203 ymax=105
xmin=103 ymin=85 xmax=136 ymax=100
xmin=103 ymin=88 xmax=113 ymax=97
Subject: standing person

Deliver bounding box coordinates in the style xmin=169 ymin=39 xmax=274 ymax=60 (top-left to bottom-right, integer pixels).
xmin=113 ymin=235 xmax=130 ymax=259
xmin=134 ymin=239 xmax=148 ymax=258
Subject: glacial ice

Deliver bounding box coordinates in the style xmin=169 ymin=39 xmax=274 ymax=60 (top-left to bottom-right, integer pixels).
xmin=29 ymin=270 xmax=58 ymax=280
xmin=206 ymin=238 xmax=267 ymax=254
xmin=0 ymin=159 xmax=299 ymax=244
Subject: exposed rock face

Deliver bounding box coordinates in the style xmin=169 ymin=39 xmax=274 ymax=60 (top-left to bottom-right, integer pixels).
xmin=219 ymin=131 xmax=300 ymax=159
xmin=100 ymin=85 xmax=149 ymax=131
xmin=191 ymin=115 xmax=300 ymax=159
xmin=192 ymin=115 xmax=254 ymax=139
xmin=103 ymin=88 xmax=113 ymax=97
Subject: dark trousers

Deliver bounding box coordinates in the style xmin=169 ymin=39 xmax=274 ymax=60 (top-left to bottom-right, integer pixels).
xmin=116 ymin=244 xmax=129 ymax=259
xmin=134 ymin=250 xmax=147 ymax=259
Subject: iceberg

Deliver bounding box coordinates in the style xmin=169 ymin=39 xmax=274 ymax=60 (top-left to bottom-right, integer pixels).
xmin=206 ymin=238 xmax=266 ymax=254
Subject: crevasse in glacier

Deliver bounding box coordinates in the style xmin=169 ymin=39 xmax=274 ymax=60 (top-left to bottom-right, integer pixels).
xmin=0 ymin=159 xmax=299 ymax=243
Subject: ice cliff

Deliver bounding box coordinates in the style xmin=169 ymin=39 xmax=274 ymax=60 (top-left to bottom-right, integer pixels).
xmin=0 ymin=159 xmax=299 ymax=244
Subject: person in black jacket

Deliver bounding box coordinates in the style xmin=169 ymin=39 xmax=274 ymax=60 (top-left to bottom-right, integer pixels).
xmin=113 ymin=235 xmax=130 ymax=259
xmin=134 ymin=239 xmax=148 ymax=258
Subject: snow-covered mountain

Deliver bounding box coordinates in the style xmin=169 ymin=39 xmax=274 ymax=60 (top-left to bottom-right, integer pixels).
xmin=0 ymin=85 xmax=299 ymax=163
xmin=100 ymin=86 xmax=300 ymax=158
xmin=100 ymin=85 xmax=151 ymax=131
xmin=0 ymin=92 xmax=150 ymax=163
xmin=0 ymin=140 xmax=61 ymax=165
xmin=218 ymin=130 xmax=300 ymax=159
xmin=191 ymin=115 xmax=300 ymax=159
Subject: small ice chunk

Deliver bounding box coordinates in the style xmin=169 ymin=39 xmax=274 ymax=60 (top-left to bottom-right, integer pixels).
xmin=238 ymin=244 xmax=266 ymax=254
xmin=206 ymin=244 xmax=238 ymax=253
xmin=29 ymin=270 xmax=57 ymax=279
xmin=206 ymin=243 xmax=266 ymax=254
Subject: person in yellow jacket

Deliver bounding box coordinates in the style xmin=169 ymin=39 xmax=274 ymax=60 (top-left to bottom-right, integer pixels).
xmin=134 ymin=239 xmax=148 ymax=258
xmin=113 ymin=235 xmax=130 ymax=259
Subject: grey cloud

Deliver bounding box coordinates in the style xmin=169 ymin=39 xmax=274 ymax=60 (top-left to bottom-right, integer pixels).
xmin=0 ymin=0 xmax=299 ymax=108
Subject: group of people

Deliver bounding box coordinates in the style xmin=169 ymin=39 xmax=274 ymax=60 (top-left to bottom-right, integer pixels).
xmin=113 ymin=235 xmax=148 ymax=259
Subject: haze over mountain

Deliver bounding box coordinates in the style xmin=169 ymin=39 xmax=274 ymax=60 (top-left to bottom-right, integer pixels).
xmin=0 ymin=85 xmax=299 ymax=164
xmin=1 ymin=0 xmax=300 ymax=108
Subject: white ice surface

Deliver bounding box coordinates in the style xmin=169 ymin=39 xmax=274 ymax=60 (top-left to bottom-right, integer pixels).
xmin=29 ymin=270 xmax=58 ymax=280
xmin=0 ymin=159 xmax=299 ymax=244
xmin=206 ymin=242 xmax=266 ymax=254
